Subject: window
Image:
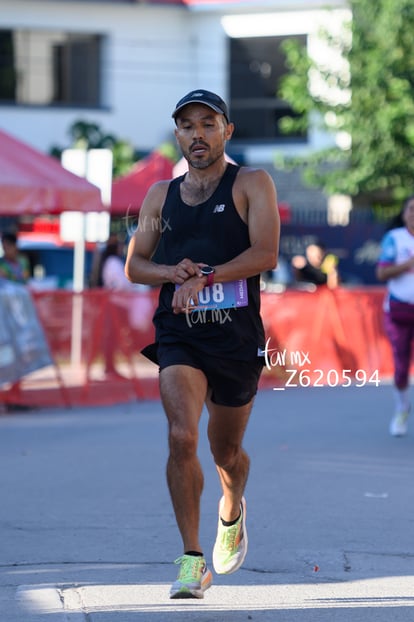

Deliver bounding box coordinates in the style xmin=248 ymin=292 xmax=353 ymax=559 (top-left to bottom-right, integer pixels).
xmin=0 ymin=29 xmax=102 ymax=107
xmin=229 ymin=35 xmax=307 ymax=142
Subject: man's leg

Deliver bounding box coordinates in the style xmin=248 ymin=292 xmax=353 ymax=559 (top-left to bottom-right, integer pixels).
xmin=207 ymin=397 xmax=254 ymax=574
xmin=160 ymin=364 xmax=208 ymax=553
xmin=161 ymin=364 xmax=213 ymax=599
xmin=206 ymin=398 xmax=254 ymax=521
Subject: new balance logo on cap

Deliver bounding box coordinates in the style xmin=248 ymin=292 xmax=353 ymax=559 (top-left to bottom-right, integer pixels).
xmin=213 ymin=204 xmax=225 ymax=213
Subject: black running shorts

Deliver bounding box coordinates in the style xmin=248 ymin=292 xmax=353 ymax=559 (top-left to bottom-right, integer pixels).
xmin=143 ymin=341 xmax=264 ymax=407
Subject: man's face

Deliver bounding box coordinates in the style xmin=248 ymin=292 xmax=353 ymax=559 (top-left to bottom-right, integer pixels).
xmin=174 ymin=104 xmax=234 ymax=170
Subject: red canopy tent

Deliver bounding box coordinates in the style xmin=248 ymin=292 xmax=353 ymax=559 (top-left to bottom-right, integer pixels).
xmin=0 ymin=129 xmax=104 ymax=215
xmin=111 ymin=151 xmax=173 ymax=216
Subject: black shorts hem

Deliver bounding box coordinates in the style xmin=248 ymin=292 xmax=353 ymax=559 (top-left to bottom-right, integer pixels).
xmin=146 ymin=341 xmax=264 ymax=408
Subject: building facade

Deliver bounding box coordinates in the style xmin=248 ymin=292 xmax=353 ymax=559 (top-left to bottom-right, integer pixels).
xmin=2 ymin=1 xmax=386 ymax=285
xmin=0 ymin=0 xmax=349 ymax=163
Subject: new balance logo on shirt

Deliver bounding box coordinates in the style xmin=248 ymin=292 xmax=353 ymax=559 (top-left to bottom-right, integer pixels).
xmin=213 ymin=204 xmax=225 ymax=213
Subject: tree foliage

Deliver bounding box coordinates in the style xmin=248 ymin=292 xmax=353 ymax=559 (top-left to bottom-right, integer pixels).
xmin=50 ymin=120 xmax=177 ymax=178
xmin=50 ymin=121 xmax=137 ymax=177
xmin=278 ymin=0 xmax=414 ymax=208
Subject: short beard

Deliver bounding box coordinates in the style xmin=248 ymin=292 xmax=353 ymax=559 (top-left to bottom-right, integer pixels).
xmin=186 ymin=149 xmax=224 ymax=170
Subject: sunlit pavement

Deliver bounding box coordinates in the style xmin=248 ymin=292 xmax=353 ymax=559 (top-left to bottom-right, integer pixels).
xmin=1 ymin=383 xmax=414 ymax=621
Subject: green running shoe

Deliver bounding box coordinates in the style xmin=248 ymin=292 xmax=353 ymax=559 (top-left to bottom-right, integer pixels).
xmin=169 ymin=554 xmax=212 ymax=599
xmin=212 ymin=496 xmax=248 ymax=574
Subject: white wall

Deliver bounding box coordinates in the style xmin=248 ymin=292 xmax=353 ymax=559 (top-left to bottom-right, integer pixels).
xmin=0 ymin=1 xmax=348 ymax=163
xmin=0 ymin=1 xmax=209 ymax=153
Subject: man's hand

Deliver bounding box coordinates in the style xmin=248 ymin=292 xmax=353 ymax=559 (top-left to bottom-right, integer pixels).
xmin=171 ymin=258 xmax=202 ymax=285
xmin=172 ymin=275 xmax=206 ymax=313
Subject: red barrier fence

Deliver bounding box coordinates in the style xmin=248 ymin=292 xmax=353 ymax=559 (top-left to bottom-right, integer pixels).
xmin=260 ymin=286 xmax=397 ymax=388
xmin=1 ymin=286 xmax=407 ymax=409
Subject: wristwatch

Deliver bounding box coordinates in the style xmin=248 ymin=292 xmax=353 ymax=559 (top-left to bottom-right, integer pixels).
xmin=200 ymin=265 xmax=215 ymax=287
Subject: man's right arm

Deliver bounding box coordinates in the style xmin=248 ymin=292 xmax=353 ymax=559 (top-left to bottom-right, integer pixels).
xmin=125 ymin=181 xmax=202 ymax=286
xmin=125 ymin=181 xmax=170 ymax=286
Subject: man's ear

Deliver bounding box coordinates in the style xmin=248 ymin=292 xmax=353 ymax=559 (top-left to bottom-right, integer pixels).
xmin=225 ymin=122 xmax=235 ymax=141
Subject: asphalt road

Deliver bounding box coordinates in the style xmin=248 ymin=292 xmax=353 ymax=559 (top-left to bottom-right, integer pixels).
xmin=1 ymin=382 xmax=414 ymax=621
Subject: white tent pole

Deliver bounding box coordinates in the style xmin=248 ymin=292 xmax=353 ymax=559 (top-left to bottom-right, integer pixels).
xmin=61 ymin=149 xmax=112 ymax=369
xmin=61 ymin=150 xmax=87 ymax=367
xmin=71 ymin=215 xmax=87 ymax=366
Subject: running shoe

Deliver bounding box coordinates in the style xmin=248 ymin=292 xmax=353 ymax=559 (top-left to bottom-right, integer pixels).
xmin=212 ymin=496 xmax=248 ymax=575
xmin=389 ymin=410 xmax=409 ymax=437
xmin=169 ymin=554 xmax=212 ymax=599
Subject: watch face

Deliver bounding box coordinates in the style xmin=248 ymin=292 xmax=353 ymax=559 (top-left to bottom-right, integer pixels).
xmin=201 ymin=266 xmax=214 ymax=275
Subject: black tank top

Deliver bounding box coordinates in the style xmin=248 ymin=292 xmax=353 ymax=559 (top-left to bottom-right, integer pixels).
xmin=153 ymin=164 xmax=265 ymax=360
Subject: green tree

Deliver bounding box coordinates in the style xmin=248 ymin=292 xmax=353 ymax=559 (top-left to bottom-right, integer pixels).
xmin=50 ymin=120 xmax=139 ymax=177
xmin=50 ymin=120 xmax=177 ymax=178
xmin=278 ymin=0 xmax=414 ymax=212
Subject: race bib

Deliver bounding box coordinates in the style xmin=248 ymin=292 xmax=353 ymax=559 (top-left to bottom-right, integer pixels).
xmin=176 ymin=279 xmax=248 ymax=311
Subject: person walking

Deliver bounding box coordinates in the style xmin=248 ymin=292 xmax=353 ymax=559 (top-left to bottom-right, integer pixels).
xmin=125 ymin=89 xmax=280 ymax=598
xmin=376 ymin=196 xmax=414 ymax=437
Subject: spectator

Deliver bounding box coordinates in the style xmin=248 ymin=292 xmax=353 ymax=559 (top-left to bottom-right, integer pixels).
xmin=90 ymin=235 xmax=138 ymax=378
xmin=101 ymin=238 xmax=135 ymax=291
xmin=291 ymin=240 xmax=339 ymax=289
xmin=0 ymin=232 xmax=30 ymax=283
xmin=89 ymin=235 xmax=131 ymax=289
xmin=0 ymin=231 xmax=32 ymax=410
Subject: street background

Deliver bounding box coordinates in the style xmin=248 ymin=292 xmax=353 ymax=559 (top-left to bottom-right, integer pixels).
xmin=1 ymin=383 xmax=414 ymax=621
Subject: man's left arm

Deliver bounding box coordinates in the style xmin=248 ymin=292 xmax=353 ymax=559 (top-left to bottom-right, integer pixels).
xmin=214 ymin=168 xmax=280 ymax=282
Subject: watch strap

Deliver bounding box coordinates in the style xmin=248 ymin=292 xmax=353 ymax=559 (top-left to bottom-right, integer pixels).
xmin=206 ymin=271 xmax=215 ymax=287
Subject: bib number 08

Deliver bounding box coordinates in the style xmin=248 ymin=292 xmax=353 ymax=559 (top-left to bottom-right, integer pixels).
xmin=198 ymin=283 xmax=225 ymax=304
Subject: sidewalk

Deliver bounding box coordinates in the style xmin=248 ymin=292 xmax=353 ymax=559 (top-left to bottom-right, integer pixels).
xmin=1 ymin=383 xmax=414 ymax=621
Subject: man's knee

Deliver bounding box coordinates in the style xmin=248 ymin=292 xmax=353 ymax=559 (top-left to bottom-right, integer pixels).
xmin=168 ymin=424 xmax=198 ymax=460
xmin=211 ymin=442 xmax=241 ymax=470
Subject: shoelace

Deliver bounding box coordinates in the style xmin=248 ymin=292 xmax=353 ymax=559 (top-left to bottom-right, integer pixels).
xmin=219 ymin=517 xmax=242 ymax=552
xmin=175 ymin=555 xmax=204 ymax=582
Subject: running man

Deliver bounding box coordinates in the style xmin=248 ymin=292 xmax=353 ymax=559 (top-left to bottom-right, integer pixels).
xmin=125 ymin=89 xmax=280 ymax=598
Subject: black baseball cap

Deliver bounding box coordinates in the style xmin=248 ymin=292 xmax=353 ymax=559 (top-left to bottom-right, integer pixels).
xmin=172 ymin=89 xmax=229 ymax=123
